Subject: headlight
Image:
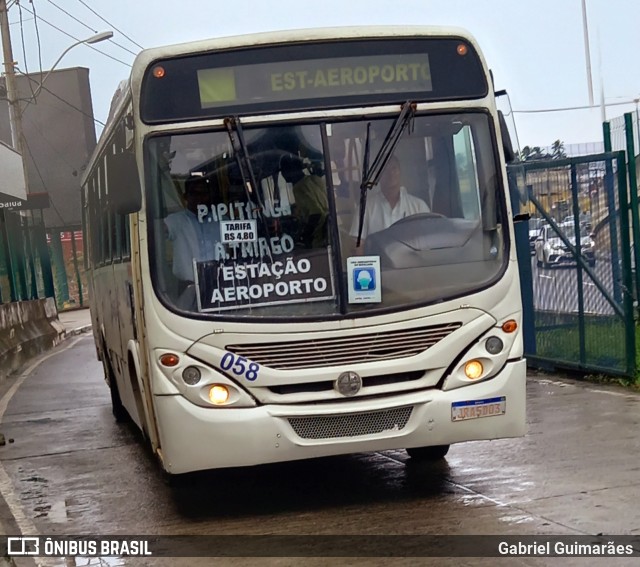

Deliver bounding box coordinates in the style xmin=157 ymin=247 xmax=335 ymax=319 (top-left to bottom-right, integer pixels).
xmin=182 ymin=366 xmax=202 ymax=385
xmin=154 ymin=349 xmax=257 ymax=407
xmin=485 ymin=336 xmax=504 ymax=355
xmin=208 ymin=385 xmax=230 ymax=405
xmin=464 ymin=360 xmax=484 ymax=379
xmin=442 ymin=318 xmax=520 ymax=391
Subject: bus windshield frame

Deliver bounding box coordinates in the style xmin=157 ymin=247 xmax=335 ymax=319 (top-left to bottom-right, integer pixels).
xmin=146 ymin=109 xmax=508 ymax=321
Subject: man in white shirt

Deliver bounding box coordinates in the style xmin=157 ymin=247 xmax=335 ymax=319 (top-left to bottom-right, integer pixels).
xmin=164 ymin=177 xmax=219 ymax=286
xmin=350 ymin=155 xmax=430 ymax=253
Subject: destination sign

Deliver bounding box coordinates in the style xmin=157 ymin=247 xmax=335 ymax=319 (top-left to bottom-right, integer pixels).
xmin=195 ymin=247 xmax=335 ymax=312
xmin=197 ymin=54 xmax=432 ymax=108
xmin=140 ymin=38 xmax=488 ymax=123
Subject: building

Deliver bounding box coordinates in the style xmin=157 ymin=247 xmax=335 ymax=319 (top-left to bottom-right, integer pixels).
xmin=0 ymin=67 xmax=97 ymax=307
xmin=0 ymin=66 xmax=97 ymax=227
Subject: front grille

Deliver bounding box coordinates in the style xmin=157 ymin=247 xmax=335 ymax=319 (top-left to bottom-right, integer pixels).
xmin=268 ymin=370 xmax=425 ymax=395
xmin=287 ymin=406 xmax=413 ymax=440
xmin=226 ymin=323 xmax=461 ymax=370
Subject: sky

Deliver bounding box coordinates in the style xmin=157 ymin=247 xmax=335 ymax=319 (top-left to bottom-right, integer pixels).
xmin=6 ymin=0 xmax=640 ymax=151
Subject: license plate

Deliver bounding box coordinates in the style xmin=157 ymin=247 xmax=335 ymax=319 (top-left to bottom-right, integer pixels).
xmin=451 ymin=396 xmax=506 ymax=421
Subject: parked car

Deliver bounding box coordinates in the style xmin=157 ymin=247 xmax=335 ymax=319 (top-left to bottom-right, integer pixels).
xmin=535 ymin=223 xmax=596 ymax=268
xmin=562 ymin=212 xmax=592 ymax=231
xmin=528 ymin=218 xmax=544 ymax=254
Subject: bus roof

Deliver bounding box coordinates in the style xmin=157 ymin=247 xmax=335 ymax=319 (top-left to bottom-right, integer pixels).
xmin=131 ymin=25 xmax=481 ymax=78
xmin=87 ymin=25 xmax=487 ymax=177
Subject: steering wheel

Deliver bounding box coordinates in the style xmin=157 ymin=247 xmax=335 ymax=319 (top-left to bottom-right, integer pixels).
xmin=389 ymin=212 xmax=446 ymax=227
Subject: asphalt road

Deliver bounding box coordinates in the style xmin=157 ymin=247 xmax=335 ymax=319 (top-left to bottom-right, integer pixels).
xmin=0 ymin=335 xmax=639 ymax=566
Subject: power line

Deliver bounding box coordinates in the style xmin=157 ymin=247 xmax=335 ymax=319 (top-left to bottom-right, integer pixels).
xmin=513 ymin=99 xmax=638 ymax=114
xmin=30 ymin=0 xmax=44 ymax=78
xmin=22 ymin=136 xmax=67 ymax=226
xmin=47 ymin=0 xmax=94 ymax=31
xmin=17 ymin=71 xmax=106 ymax=127
xmin=41 ymin=83 xmax=106 ymax=127
xmin=75 ymin=0 xmax=144 ymax=50
xmin=46 ymin=0 xmax=138 ymax=56
xmin=9 ymin=16 xmax=34 ymax=24
xmin=19 ymin=4 xmax=132 ymax=68
xmin=16 ymin=3 xmax=37 ymax=99
xmin=21 ymin=111 xmax=78 ymax=173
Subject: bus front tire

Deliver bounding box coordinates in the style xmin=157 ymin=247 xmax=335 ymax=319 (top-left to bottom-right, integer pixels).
xmin=406 ymin=444 xmax=450 ymax=461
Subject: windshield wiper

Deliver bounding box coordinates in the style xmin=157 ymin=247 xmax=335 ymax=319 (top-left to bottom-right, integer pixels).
xmin=224 ymin=116 xmax=273 ymax=254
xmin=355 ymin=101 xmax=416 ymax=247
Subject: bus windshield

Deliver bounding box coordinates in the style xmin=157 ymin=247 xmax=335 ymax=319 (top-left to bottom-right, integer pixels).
xmin=147 ymin=111 xmax=506 ymax=318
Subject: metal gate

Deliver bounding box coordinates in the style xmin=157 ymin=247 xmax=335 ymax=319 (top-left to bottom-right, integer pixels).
xmin=0 ymin=209 xmax=54 ymax=304
xmin=508 ymin=151 xmax=636 ymax=377
xmin=0 ymin=212 xmax=87 ymax=310
xmin=47 ymin=226 xmax=88 ymax=309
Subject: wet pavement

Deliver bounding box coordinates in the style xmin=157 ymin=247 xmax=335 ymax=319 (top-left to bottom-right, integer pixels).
xmin=57 ymin=308 xmax=92 ymax=336
xmin=0 ymin=330 xmax=639 ymax=566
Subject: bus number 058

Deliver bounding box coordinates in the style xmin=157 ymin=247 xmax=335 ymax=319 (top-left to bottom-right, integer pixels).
xmin=220 ymin=352 xmax=260 ymax=381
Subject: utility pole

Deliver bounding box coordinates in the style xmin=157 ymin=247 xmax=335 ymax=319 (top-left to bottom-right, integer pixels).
xmin=0 ymin=0 xmax=28 ymax=169
xmin=0 ymin=0 xmax=24 ymax=302
xmin=581 ymin=0 xmax=594 ymax=108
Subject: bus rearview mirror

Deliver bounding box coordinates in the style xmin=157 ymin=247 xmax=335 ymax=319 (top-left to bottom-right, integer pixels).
xmin=106 ymin=152 xmax=142 ymax=214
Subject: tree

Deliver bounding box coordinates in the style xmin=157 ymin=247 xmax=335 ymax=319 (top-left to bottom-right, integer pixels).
xmin=518 ymin=140 xmax=566 ymax=162
xmin=551 ymin=140 xmax=567 ymax=160
xmin=519 ymin=145 xmax=548 ymax=161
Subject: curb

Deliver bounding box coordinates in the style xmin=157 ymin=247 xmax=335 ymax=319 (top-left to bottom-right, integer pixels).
xmin=62 ymin=324 xmax=92 ymax=339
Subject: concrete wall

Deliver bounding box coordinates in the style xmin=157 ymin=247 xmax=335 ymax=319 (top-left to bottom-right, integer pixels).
xmin=0 ymin=298 xmax=64 ymax=381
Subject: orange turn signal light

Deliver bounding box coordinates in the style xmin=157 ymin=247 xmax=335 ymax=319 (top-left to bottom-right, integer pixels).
xmin=456 ymin=43 xmax=468 ymax=56
xmin=501 ymin=320 xmax=518 ymax=333
xmin=160 ymin=353 xmax=180 ymax=367
xmin=152 ymin=65 xmax=166 ymax=78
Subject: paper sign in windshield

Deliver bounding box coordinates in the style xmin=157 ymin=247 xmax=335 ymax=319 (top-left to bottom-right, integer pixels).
xmin=195 ymin=248 xmax=335 ymax=312
xmin=220 ymin=219 xmax=257 ymax=244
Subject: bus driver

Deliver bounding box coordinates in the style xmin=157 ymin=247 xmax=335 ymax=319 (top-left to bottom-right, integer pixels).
xmin=350 ymin=155 xmax=430 ymax=253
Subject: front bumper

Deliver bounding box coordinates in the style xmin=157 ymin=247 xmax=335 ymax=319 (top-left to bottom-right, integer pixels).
xmin=154 ymin=359 xmax=527 ymax=474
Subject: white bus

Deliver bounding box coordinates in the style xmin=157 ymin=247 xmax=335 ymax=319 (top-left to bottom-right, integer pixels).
xmin=83 ymin=26 xmax=526 ymax=476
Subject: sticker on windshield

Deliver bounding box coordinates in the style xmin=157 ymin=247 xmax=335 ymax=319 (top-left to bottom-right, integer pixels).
xmin=347 ymin=256 xmax=381 ymax=303
xmin=220 ymin=219 xmax=257 ymax=244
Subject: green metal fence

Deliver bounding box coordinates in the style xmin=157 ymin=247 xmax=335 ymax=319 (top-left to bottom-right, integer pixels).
xmin=47 ymin=226 xmax=88 ymax=309
xmin=508 ymin=152 xmax=636 ymax=378
xmin=608 ymin=112 xmax=640 ymax=157
xmin=605 ymin=113 xmax=640 ymax=306
xmin=0 ymin=210 xmax=54 ymax=304
xmin=0 ymin=211 xmax=87 ymax=310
